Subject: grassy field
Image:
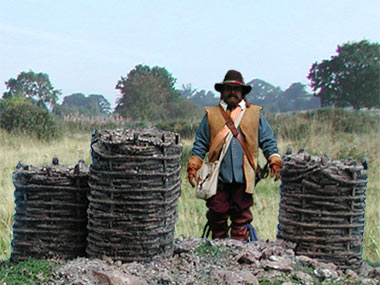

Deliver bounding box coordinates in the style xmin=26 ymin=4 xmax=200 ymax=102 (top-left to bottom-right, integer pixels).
xmin=0 ymin=108 xmax=379 ymax=263
xmin=0 ymin=131 xmax=93 ymax=260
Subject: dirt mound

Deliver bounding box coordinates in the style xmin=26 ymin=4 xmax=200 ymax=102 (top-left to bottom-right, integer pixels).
xmin=51 ymin=237 xmax=380 ymax=284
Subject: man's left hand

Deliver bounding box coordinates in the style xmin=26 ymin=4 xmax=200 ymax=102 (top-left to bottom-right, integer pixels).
xmin=269 ymin=155 xmax=283 ymax=181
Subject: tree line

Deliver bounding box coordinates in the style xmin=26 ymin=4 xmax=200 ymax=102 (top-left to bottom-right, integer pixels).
xmin=0 ymin=40 xmax=378 ymax=138
xmin=182 ymin=80 xmax=321 ymax=113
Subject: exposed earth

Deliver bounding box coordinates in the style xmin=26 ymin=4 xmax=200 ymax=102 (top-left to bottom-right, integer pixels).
xmin=48 ymin=237 xmax=380 ymax=285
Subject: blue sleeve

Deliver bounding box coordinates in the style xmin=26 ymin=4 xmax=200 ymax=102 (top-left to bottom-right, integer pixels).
xmin=191 ymin=114 xmax=210 ymax=159
xmin=258 ymin=113 xmax=278 ymax=159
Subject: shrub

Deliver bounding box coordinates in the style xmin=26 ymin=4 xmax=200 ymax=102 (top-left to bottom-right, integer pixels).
xmin=266 ymin=107 xmax=380 ymax=141
xmin=155 ymin=119 xmax=200 ymax=139
xmin=0 ymin=96 xmax=61 ymax=140
xmin=302 ymin=108 xmax=379 ymax=133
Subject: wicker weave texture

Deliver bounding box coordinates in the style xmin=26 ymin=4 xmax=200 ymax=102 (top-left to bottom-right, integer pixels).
xmin=277 ymin=150 xmax=367 ymax=271
xmin=86 ymin=128 xmax=182 ymax=262
xmin=11 ymin=160 xmax=89 ymax=261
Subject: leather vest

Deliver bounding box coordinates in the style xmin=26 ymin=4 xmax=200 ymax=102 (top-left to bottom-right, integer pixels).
xmin=205 ymin=104 xmax=262 ymax=194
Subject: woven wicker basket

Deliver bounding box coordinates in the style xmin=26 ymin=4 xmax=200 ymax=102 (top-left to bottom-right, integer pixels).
xmin=86 ymin=128 xmax=182 ymax=262
xmin=277 ymin=150 xmax=367 ymax=271
xmin=11 ymin=160 xmax=89 ymax=261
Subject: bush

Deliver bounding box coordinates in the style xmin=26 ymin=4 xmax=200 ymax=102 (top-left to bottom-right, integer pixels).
xmin=266 ymin=107 xmax=380 ymax=141
xmin=0 ymin=96 xmax=61 ymax=140
xmin=155 ymin=119 xmax=201 ymax=139
xmin=302 ymin=108 xmax=379 ymax=133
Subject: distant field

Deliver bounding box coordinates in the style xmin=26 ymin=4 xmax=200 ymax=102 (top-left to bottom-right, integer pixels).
xmin=0 ymin=108 xmax=379 ymax=262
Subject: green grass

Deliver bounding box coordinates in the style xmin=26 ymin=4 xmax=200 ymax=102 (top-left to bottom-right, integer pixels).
xmin=0 ymin=129 xmax=93 ymax=260
xmin=0 ymin=108 xmax=379 ymax=264
xmin=0 ymin=259 xmax=54 ymax=284
xmin=194 ymin=241 xmax=228 ymax=259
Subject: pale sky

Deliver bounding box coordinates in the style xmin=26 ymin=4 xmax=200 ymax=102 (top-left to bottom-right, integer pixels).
xmin=0 ymin=1 xmax=379 ymax=108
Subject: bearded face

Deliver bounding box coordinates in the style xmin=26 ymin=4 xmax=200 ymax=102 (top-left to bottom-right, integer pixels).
xmin=221 ymin=85 xmax=243 ymax=108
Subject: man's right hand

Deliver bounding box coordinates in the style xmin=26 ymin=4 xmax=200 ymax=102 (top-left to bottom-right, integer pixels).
xmin=187 ymin=155 xmax=203 ymax=188
xmin=188 ymin=168 xmax=198 ymax=188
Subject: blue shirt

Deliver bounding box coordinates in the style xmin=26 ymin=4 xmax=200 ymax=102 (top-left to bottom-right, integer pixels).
xmin=191 ymin=107 xmax=278 ymax=183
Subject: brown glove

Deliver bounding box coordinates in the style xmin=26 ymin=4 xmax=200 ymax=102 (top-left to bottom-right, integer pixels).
xmin=269 ymin=155 xmax=283 ymax=181
xmin=187 ymin=155 xmax=203 ymax=187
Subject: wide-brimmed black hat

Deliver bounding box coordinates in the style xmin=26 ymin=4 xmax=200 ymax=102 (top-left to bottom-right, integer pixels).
xmin=215 ymin=70 xmax=252 ymax=95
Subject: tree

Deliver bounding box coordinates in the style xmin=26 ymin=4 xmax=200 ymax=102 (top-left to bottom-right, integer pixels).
xmin=115 ymin=65 xmax=181 ymax=120
xmin=59 ymin=93 xmax=112 ymax=116
xmin=0 ymin=96 xmax=60 ymax=140
xmin=62 ymin=93 xmax=87 ymax=106
xmin=245 ymin=79 xmax=283 ymax=112
xmin=277 ymin=83 xmax=320 ymax=112
xmin=180 ymin=84 xmax=219 ymax=106
xmin=308 ymin=40 xmax=380 ymax=110
xmin=88 ymin=94 xmax=112 ymax=116
xmin=188 ymin=90 xmax=219 ymax=106
xmin=246 ymin=79 xmax=283 ymax=102
xmin=3 ymin=70 xmax=61 ymax=108
xmin=181 ymin=83 xmax=197 ymax=99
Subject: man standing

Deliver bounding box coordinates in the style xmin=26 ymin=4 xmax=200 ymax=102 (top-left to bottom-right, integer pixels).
xmin=187 ymin=70 xmax=282 ymax=241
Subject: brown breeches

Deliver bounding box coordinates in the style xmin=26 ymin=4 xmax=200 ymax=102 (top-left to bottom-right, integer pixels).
xmin=206 ymin=181 xmax=253 ymax=213
xmin=206 ymin=181 xmax=254 ymax=240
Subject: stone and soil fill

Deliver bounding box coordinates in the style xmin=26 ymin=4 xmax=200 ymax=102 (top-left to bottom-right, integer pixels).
xmin=50 ymin=237 xmax=380 ymax=285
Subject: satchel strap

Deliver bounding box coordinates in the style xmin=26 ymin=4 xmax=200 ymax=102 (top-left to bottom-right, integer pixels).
xmin=219 ymin=105 xmax=256 ymax=171
xmin=208 ymin=106 xmax=242 ymax=157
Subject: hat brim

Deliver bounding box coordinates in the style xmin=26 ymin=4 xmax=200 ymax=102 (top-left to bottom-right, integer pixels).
xmin=215 ymin=83 xmax=252 ymax=95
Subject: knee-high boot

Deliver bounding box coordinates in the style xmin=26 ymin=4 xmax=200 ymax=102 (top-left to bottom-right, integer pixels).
xmin=230 ymin=208 xmax=253 ymax=241
xmin=206 ymin=210 xmax=229 ymax=239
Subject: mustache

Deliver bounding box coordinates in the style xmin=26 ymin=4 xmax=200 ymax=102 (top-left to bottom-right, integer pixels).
xmin=226 ymin=94 xmax=239 ymax=99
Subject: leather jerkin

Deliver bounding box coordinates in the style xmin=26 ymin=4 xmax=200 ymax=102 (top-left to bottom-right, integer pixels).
xmin=219 ymin=105 xmax=257 ymax=172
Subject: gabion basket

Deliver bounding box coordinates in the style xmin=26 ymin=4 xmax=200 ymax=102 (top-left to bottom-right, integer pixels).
xmin=277 ymin=150 xmax=367 ymax=271
xmin=86 ymin=128 xmax=182 ymax=262
xmin=11 ymin=159 xmax=89 ymax=261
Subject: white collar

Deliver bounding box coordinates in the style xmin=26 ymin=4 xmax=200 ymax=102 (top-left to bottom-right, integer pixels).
xmin=219 ymin=99 xmax=246 ymax=111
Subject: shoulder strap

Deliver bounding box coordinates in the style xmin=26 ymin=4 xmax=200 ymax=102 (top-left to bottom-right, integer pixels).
xmin=219 ymin=105 xmax=256 ymax=171
xmin=215 ymin=107 xmax=246 ymax=164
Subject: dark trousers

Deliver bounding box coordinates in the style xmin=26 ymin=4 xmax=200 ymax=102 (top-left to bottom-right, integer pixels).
xmin=206 ymin=181 xmax=254 ymax=240
xmin=206 ymin=181 xmax=253 ymax=214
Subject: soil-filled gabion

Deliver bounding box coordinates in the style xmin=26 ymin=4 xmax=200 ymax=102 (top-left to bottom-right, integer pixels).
xmin=277 ymin=149 xmax=367 ymax=271
xmin=86 ymin=128 xmax=182 ymax=262
xmin=11 ymin=159 xmax=89 ymax=262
